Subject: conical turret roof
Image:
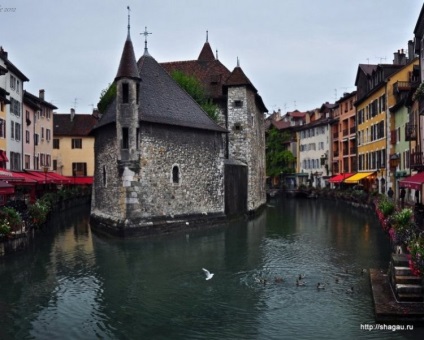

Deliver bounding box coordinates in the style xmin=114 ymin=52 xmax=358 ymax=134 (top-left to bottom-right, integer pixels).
xmin=115 ymin=33 xmax=140 ymax=81
xmin=198 ymin=42 xmax=215 ymax=62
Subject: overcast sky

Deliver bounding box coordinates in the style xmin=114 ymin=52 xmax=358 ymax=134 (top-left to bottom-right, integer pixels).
xmin=1 ymin=0 xmax=423 ymax=114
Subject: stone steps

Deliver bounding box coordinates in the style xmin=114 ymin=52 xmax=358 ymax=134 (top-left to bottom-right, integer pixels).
xmin=393 ymin=266 xmax=412 ymax=276
xmin=395 ymin=275 xmax=423 ymax=285
xmin=395 ymin=284 xmax=423 ymax=295
xmin=389 ymin=253 xmax=424 ymax=303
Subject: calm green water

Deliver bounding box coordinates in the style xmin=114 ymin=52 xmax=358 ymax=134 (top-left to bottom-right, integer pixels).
xmin=0 ymin=198 xmax=423 ymax=339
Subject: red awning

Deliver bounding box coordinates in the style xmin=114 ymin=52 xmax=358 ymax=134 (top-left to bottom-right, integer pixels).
xmin=399 ymin=172 xmax=424 ymax=191
xmin=24 ymin=171 xmax=54 ymax=184
xmin=0 ymin=169 xmax=26 ymax=182
xmin=0 ymin=170 xmax=37 ymax=185
xmin=0 ymin=180 xmax=15 ymax=195
xmin=67 ymin=176 xmax=93 ymax=185
xmin=0 ymin=150 xmax=9 ymax=162
xmin=12 ymin=172 xmax=37 ymax=184
xmin=328 ymin=173 xmax=354 ymax=183
xmin=46 ymin=172 xmax=72 ymax=184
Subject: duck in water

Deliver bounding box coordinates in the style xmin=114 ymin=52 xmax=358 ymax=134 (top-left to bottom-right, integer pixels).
xmin=317 ymin=282 xmax=325 ymax=290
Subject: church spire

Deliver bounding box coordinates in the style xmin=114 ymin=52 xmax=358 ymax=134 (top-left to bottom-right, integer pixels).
xmin=115 ymin=7 xmax=140 ymax=81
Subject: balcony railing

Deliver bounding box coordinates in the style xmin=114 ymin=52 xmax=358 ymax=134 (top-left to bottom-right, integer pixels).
xmin=393 ymin=81 xmax=412 ymax=94
xmin=411 ymin=151 xmax=424 ymax=169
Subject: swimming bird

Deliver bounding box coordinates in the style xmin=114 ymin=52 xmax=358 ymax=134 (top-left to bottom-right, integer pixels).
xmin=296 ymin=279 xmax=306 ymax=286
xmin=335 ymin=278 xmax=339 ymax=284
xmin=202 ymin=268 xmax=214 ymax=280
xmin=317 ymin=282 xmax=325 ymax=289
xmin=346 ymin=286 xmax=354 ymax=294
xmin=298 ymin=274 xmax=306 ymax=280
xmin=361 ymin=269 xmax=367 ymax=274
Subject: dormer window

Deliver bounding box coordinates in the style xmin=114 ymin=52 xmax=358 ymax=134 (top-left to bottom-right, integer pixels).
xmin=234 ymin=100 xmax=243 ymax=108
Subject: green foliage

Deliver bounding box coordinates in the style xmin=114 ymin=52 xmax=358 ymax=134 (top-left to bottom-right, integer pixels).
xmin=409 ymin=234 xmax=424 ymax=275
xmin=0 ymin=207 xmax=22 ymax=231
xmin=378 ymin=197 xmax=395 ymax=217
xmin=97 ymin=82 xmax=117 ymax=114
xmin=266 ymin=127 xmax=295 ymax=177
xmin=28 ymin=200 xmax=51 ymax=228
xmin=0 ymin=219 xmax=11 ymax=236
xmin=171 ymin=70 xmax=219 ymax=121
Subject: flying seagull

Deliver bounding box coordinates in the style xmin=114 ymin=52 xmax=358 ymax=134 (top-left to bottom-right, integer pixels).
xmin=202 ymin=268 xmax=214 ymax=280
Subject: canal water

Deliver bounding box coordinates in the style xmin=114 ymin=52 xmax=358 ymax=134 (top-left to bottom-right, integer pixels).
xmin=1 ymin=198 xmax=423 ymax=339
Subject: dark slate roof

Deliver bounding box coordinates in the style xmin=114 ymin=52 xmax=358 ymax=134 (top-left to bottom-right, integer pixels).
xmin=93 ymin=52 xmax=227 ymax=133
xmin=0 ymin=64 xmax=7 ymax=75
xmin=23 ymin=90 xmax=57 ymax=110
xmin=0 ymin=48 xmax=29 ymax=81
xmin=115 ymin=33 xmax=140 ymax=81
xmin=0 ymin=88 xmax=10 ymax=104
xmin=354 ymin=64 xmax=377 ymax=86
xmin=54 ymin=113 xmax=98 ymax=136
xmin=161 ymin=41 xmax=231 ymax=100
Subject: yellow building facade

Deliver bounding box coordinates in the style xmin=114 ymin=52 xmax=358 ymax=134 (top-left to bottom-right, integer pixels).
xmin=52 ymin=111 xmax=97 ymax=179
xmin=356 ymin=58 xmax=419 ymax=192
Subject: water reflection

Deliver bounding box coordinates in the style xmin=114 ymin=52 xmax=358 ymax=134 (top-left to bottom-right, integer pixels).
xmin=0 ymin=200 xmax=423 ymax=339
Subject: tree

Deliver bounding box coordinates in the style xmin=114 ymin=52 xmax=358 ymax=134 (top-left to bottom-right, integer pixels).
xmin=266 ymin=126 xmax=295 ymax=177
xmin=171 ymin=70 xmax=219 ymax=121
xmin=97 ymin=82 xmax=117 ymax=114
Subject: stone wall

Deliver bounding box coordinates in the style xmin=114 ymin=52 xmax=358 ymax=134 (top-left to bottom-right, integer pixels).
xmin=92 ymin=123 xmax=225 ymax=226
xmin=227 ymin=87 xmax=266 ymax=212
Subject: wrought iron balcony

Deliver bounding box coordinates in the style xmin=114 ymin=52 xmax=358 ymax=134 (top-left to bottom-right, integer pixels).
xmin=411 ymin=150 xmax=424 ymax=170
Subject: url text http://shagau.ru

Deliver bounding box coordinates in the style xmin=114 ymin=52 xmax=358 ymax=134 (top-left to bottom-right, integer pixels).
xmin=360 ymin=324 xmax=414 ymax=332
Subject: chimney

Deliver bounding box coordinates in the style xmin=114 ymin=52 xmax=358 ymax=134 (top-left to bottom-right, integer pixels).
xmin=39 ymin=89 xmax=45 ymax=101
xmin=399 ymin=49 xmax=406 ymax=65
xmin=70 ymin=108 xmax=75 ymax=122
xmin=393 ymin=50 xmax=400 ymax=64
xmin=0 ymin=47 xmax=8 ymax=59
xmin=408 ymin=40 xmax=415 ymax=61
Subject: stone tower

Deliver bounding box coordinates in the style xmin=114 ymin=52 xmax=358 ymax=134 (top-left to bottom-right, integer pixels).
xmin=225 ymin=61 xmax=266 ymax=212
xmin=115 ymin=26 xmax=141 ymax=173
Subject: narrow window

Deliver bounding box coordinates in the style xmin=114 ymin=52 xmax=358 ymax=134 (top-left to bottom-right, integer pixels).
xmin=103 ymin=165 xmax=107 ymax=187
xmin=136 ymin=128 xmax=140 ymax=150
xmin=53 ymin=139 xmax=60 ymax=149
xmin=122 ymin=83 xmax=129 ymax=103
xmin=172 ymin=166 xmax=179 ymax=184
xmin=122 ymin=127 xmax=129 ymax=149
xmin=136 ymin=83 xmax=140 ymax=103
xmin=234 ymin=100 xmax=243 ymax=108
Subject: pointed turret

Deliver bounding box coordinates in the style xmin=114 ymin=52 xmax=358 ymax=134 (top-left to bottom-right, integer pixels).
xmin=115 ymin=9 xmax=141 ymax=168
xmin=225 ymin=63 xmax=257 ymax=92
xmin=116 ymin=7 xmax=140 ymax=81
xmin=198 ymin=31 xmax=215 ymax=61
xmin=115 ymin=33 xmax=140 ymax=81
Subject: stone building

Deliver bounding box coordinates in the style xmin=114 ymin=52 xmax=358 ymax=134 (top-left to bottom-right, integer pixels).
xmin=90 ymin=26 xmax=228 ymax=236
xmin=161 ymin=35 xmax=267 ymax=213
